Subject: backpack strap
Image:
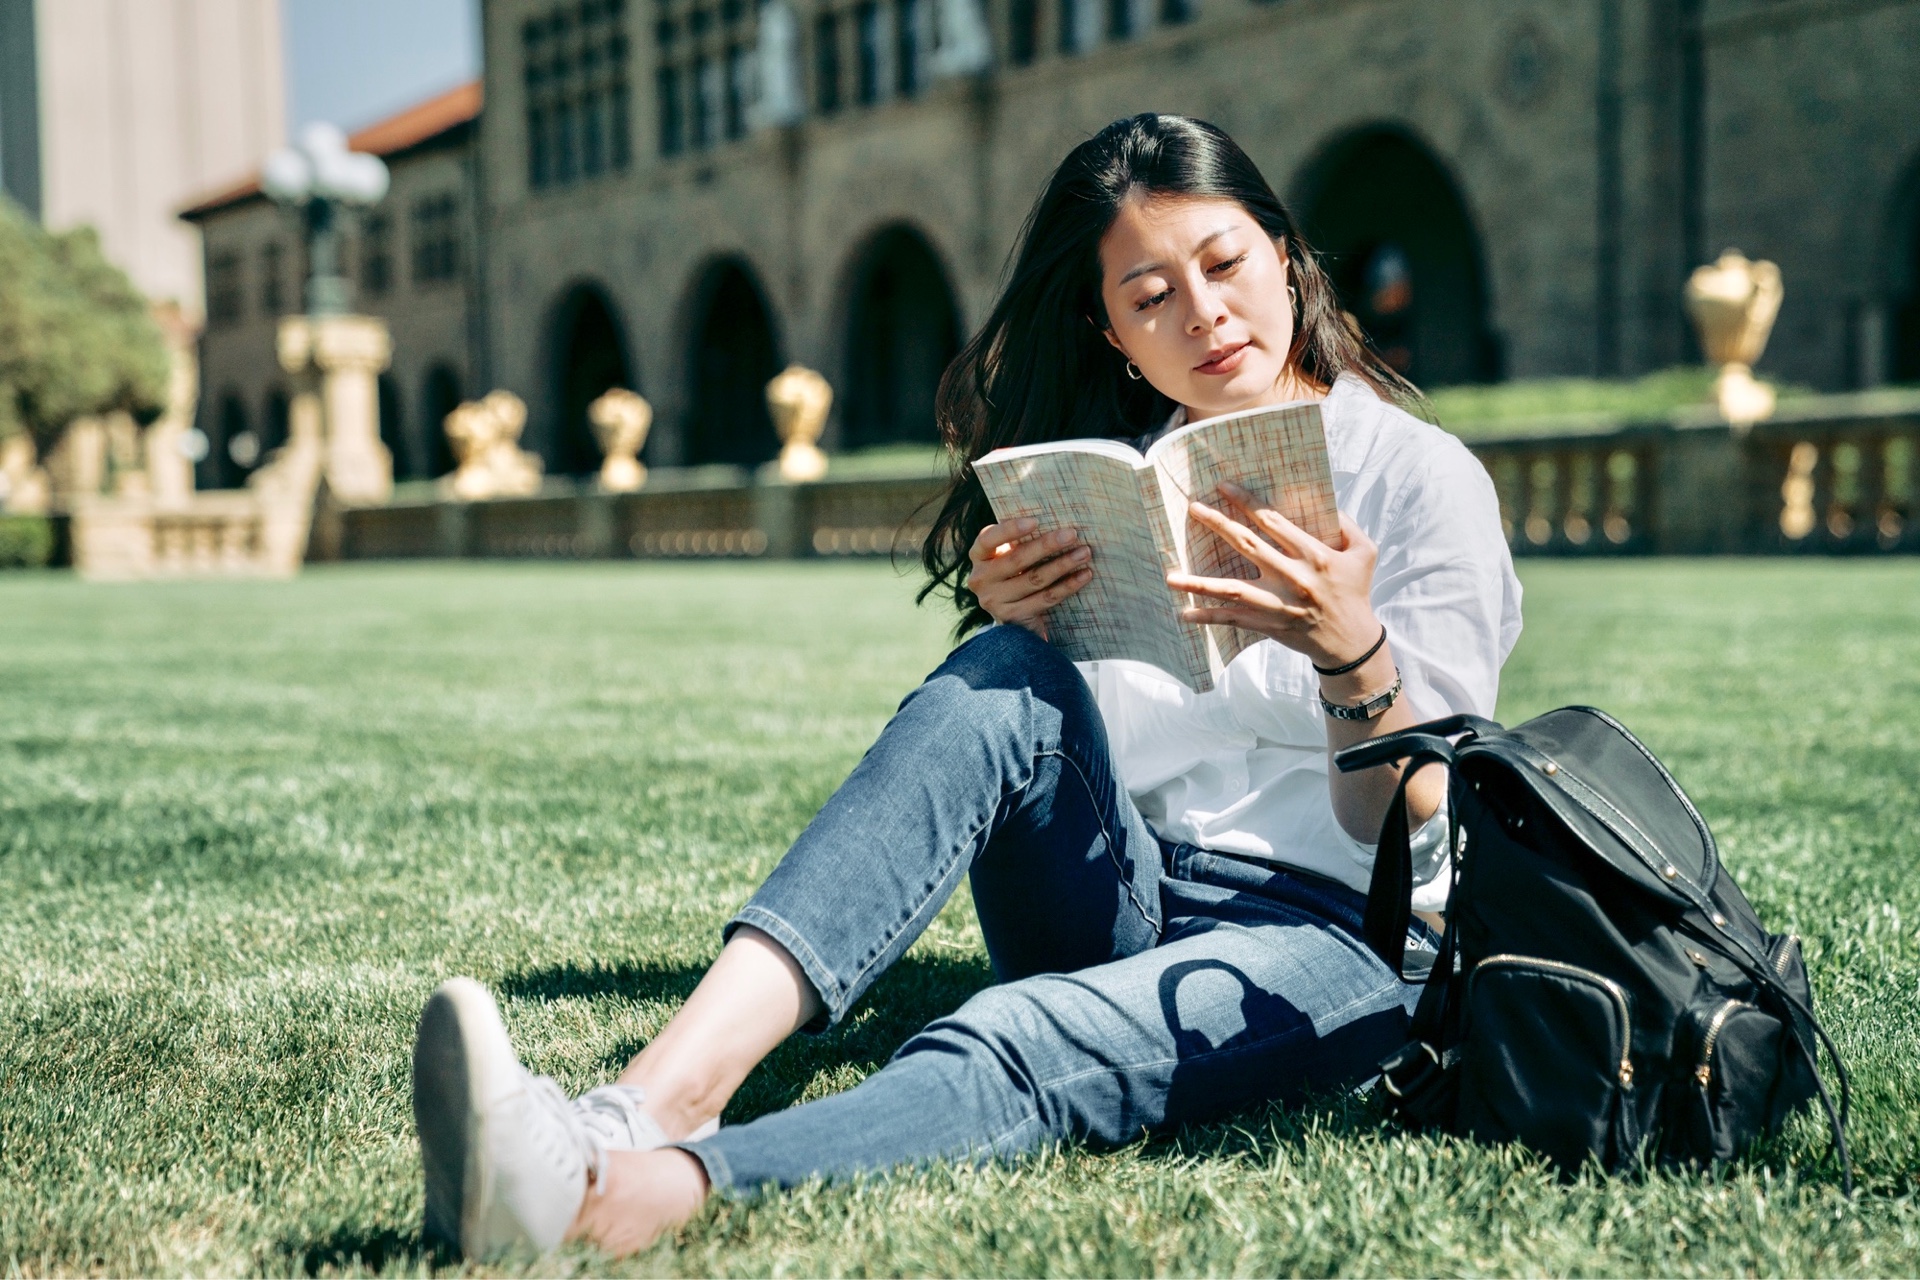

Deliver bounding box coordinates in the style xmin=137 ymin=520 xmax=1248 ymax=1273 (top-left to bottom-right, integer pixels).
xmin=1341 ymin=740 xmax=1458 ymax=981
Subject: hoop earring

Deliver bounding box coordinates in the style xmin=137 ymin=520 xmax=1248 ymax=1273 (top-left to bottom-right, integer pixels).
xmin=1125 ymin=360 xmax=1143 ymax=381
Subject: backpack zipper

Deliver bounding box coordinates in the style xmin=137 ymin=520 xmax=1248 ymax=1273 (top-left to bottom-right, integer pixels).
xmin=1476 ymin=954 xmax=1635 ymax=1088
xmin=1771 ymin=934 xmax=1798 ymax=979
xmin=1694 ymin=998 xmax=1743 ymax=1087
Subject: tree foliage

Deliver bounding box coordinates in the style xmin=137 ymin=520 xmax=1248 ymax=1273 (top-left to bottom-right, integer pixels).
xmin=0 ymin=196 xmax=170 ymax=450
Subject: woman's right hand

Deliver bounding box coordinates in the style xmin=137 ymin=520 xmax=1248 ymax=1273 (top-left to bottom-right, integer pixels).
xmin=966 ymin=518 xmax=1092 ymax=638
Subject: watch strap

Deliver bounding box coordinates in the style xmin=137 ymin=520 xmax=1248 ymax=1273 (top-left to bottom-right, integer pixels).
xmin=1320 ymin=671 xmax=1404 ymax=721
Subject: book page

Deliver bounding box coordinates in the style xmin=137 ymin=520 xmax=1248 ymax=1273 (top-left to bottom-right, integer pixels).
xmin=975 ymin=447 xmax=1211 ymax=687
xmin=1148 ymin=403 xmax=1340 ymax=670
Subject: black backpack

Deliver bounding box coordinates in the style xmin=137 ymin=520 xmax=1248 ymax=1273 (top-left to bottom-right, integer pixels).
xmin=1337 ymin=706 xmax=1852 ymax=1190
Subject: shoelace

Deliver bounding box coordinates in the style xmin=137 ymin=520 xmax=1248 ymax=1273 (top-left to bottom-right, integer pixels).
xmin=574 ymin=1083 xmax=669 ymax=1150
xmin=524 ymin=1074 xmax=615 ymax=1195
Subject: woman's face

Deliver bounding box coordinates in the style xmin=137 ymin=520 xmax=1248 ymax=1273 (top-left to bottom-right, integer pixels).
xmin=1098 ymin=192 xmax=1308 ymax=421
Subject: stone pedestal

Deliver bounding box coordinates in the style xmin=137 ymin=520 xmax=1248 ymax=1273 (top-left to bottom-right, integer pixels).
xmin=0 ymin=434 xmax=52 ymax=514
xmin=279 ymin=314 xmax=393 ymax=505
xmin=144 ymin=311 xmax=201 ymax=507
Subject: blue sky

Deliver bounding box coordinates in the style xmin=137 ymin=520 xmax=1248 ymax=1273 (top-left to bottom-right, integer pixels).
xmin=284 ymin=0 xmax=482 ymax=134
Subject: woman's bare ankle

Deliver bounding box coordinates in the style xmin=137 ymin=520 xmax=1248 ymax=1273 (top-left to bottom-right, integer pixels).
xmin=614 ymin=1058 xmax=724 ymax=1141
xmin=610 ymin=925 xmax=824 ymax=1141
xmin=568 ymin=1147 xmax=710 ymax=1256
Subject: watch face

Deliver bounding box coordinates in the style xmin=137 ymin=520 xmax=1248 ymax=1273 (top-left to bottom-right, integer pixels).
xmin=1321 ymin=673 xmax=1403 ymax=720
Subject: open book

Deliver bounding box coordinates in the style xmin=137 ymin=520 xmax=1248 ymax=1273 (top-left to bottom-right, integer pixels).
xmin=973 ymin=401 xmax=1339 ymax=692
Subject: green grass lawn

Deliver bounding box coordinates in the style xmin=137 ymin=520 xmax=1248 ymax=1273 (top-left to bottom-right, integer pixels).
xmin=1 ymin=559 xmax=1917 ymax=1277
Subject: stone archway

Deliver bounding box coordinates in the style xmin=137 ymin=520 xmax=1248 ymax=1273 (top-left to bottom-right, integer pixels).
xmin=213 ymin=390 xmax=251 ymax=488
xmin=1892 ymin=156 xmax=1920 ymax=384
xmin=1295 ymin=127 xmax=1499 ymax=388
xmin=420 ymin=364 xmax=463 ymax=477
xmin=842 ymin=225 xmax=961 ymax=449
xmin=262 ymin=387 xmax=291 ymax=457
xmin=548 ymin=283 xmax=636 ymax=476
xmin=378 ymin=373 xmax=409 ymax=479
xmin=684 ymin=260 xmax=783 ymax=467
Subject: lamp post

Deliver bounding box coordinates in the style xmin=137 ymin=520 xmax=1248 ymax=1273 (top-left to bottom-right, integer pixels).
xmin=262 ymin=123 xmax=391 ymax=316
xmin=260 ymin=124 xmax=397 ymax=505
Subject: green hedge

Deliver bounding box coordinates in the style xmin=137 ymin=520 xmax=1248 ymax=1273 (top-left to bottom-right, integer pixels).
xmin=0 ymin=515 xmax=53 ymax=568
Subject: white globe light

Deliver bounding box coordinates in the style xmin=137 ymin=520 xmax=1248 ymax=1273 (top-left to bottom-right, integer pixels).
xmin=298 ymin=121 xmax=350 ymax=159
xmin=177 ymin=428 xmax=210 ymax=463
xmin=336 ymin=151 xmax=390 ymax=204
xmin=310 ymin=146 xmax=357 ymax=197
xmin=261 ymin=147 xmax=313 ymax=202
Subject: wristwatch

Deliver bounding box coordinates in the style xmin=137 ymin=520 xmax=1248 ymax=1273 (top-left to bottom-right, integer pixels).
xmin=1320 ymin=670 xmax=1403 ymax=721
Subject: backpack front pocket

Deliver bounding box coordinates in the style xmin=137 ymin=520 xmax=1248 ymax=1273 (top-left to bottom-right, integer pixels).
xmin=1676 ymin=997 xmax=1790 ymax=1163
xmin=1455 ymin=954 xmax=1637 ymax=1172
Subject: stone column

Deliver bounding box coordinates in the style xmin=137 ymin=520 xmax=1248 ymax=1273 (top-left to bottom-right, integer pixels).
xmin=145 ymin=304 xmax=201 ymax=508
xmin=278 ymin=314 xmax=393 ymax=505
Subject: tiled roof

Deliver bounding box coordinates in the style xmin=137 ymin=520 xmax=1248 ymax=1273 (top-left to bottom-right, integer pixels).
xmin=177 ymin=80 xmax=482 ymax=221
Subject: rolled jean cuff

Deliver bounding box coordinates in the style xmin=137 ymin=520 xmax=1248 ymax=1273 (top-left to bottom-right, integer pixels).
xmin=722 ymin=904 xmax=845 ymax=1034
xmin=671 ymin=1135 xmax=745 ymax=1198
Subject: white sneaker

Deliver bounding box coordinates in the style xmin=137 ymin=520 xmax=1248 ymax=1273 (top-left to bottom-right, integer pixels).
xmin=412 ymin=978 xmax=606 ymax=1259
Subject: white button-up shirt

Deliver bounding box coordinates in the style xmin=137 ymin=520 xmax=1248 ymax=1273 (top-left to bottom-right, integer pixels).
xmin=1080 ymin=374 xmax=1522 ymax=909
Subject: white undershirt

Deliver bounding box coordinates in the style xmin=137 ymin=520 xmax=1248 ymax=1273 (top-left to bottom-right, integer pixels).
xmin=1079 ymin=375 xmax=1522 ymax=911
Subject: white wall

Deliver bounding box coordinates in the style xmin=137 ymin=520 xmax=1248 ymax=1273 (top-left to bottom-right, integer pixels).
xmin=36 ymin=0 xmax=286 ymax=321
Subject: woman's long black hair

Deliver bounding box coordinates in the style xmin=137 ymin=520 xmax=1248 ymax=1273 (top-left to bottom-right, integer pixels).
xmin=917 ymin=113 xmax=1419 ymax=635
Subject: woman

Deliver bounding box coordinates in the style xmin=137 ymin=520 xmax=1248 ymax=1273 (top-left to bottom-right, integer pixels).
xmin=410 ymin=114 xmax=1521 ymax=1260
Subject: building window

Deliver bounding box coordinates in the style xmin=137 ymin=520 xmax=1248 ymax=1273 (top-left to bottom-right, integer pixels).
xmin=855 ymin=1 xmax=884 ymax=103
xmin=1059 ymin=0 xmax=1085 ymax=52
xmin=411 ymin=192 xmax=460 ymax=285
xmin=724 ymin=42 xmax=751 ymax=139
xmin=692 ymin=53 xmax=720 ymax=147
xmin=653 ymin=0 xmax=763 ymax=155
xmin=657 ymin=62 xmax=684 ymax=154
xmin=361 ymin=213 xmax=393 ymax=297
xmin=524 ymin=0 xmax=632 ymax=190
xmin=895 ymin=0 xmax=922 ymax=96
xmin=1009 ymin=0 xmax=1038 ymax=64
xmin=814 ymin=11 xmax=843 ymax=111
xmin=207 ymin=249 xmax=243 ymax=327
xmin=1159 ymin=0 xmax=1193 ymax=23
xmin=259 ymin=240 xmax=284 ymax=316
xmin=1106 ymin=0 xmax=1135 ymax=38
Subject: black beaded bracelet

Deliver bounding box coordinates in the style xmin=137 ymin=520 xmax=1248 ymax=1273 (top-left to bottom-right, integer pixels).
xmin=1312 ymin=624 xmax=1388 ymax=677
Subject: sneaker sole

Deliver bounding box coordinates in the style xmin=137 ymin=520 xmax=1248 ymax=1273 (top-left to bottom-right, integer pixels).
xmin=412 ymin=977 xmax=522 ymax=1260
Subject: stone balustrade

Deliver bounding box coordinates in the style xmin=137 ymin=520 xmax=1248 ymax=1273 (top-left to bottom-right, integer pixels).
xmin=323 ymin=471 xmax=946 ymax=564
xmin=1473 ymin=391 xmax=1920 ymax=557
xmin=319 ymin=392 xmax=1920 ymax=566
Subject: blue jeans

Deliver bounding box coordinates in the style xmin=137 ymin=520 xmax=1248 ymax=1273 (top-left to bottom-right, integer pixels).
xmin=680 ymin=624 xmax=1425 ymax=1193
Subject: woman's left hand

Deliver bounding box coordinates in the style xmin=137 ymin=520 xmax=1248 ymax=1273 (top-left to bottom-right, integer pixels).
xmin=1165 ymin=481 xmax=1381 ymax=670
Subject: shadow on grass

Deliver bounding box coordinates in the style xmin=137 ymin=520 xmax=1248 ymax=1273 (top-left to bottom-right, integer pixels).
xmin=498 ymin=955 xmax=705 ymax=1004
xmin=502 ymin=949 xmax=996 ymax=1124
xmin=276 ymin=1223 xmax=450 ymax=1277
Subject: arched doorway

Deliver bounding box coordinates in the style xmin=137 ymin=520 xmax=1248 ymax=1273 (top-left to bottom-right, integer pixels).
xmin=213 ymin=390 xmax=252 ymax=488
xmin=1295 ymin=128 xmax=1499 ymax=388
xmin=842 ymin=226 xmax=961 ymax=448
xmin=548 ymin=284 xmax=635 ymax=476
xmin=378 ymin=373 xmax=409 ymax=479
xmin=262 ymin=387 xmax=291 ymax=458
xmin=684 ymin=260 xmax=783 ymax=467
xmin=421 ymin=364 xmax=463 ymax=477
xmin=1892 ymin=157 xmax=1920 ymax=384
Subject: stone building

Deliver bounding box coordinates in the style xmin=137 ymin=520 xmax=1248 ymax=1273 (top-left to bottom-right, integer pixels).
xmin=182 ymin=0 xmax=1920 ymax=485
xmin=180 ymin=84 xmax=484 ymax=489
xmin=480 ymin=0 xmax=1920 ymax=475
